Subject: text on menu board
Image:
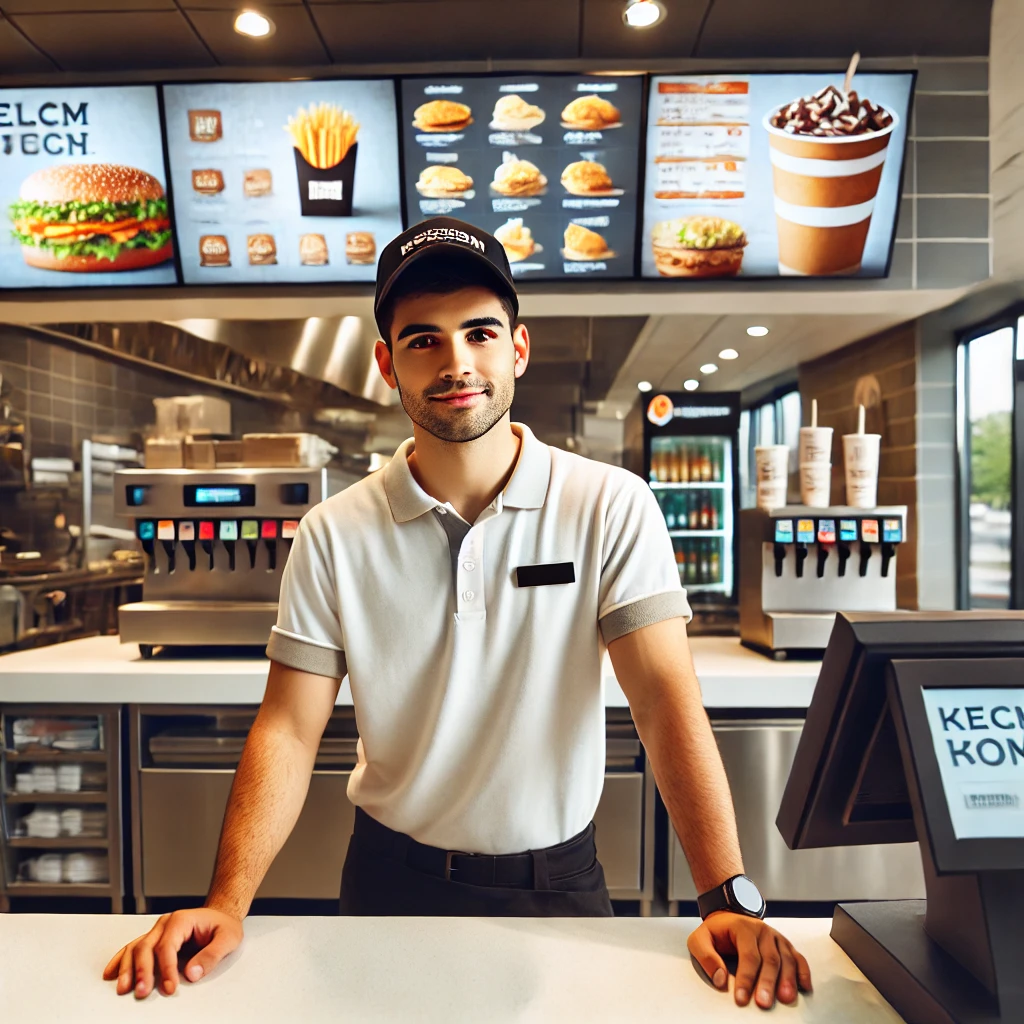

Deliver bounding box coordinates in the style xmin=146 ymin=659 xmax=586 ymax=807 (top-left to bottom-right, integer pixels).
xmin=0 ymin=100 xmax=91 ymax=156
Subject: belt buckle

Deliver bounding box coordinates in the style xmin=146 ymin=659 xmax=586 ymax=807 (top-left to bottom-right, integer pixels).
xmin=444 ymin=849 xmax=473 ymax=881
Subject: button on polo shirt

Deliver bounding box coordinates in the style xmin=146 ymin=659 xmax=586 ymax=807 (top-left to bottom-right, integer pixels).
xmin=267 ymin=423 xmax=691 ymax=855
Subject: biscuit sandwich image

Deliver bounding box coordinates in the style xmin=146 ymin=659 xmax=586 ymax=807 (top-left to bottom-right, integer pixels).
xmin=651 ymin=217 xmax=747 ymax=278
xmin=192 ymin=169 xmax=224 ymax=195
xmin=490 ymin=94 xmax=545 ymax=132
xmin=346 ymin=232 xmax=376 ymax=265
xmin=416 ymin=165 xmax=474 ymax=198
xmin=199 ymin=235 xmax=230 ymax=267
xmin=413 ymin=99 xmax=473 ymax=133
xmin=491 ymin=153 xmax=547 ymax=197
xmin=561 ymin=95 xmax=621 ymax=130
xmin=243 ymin=169 xmax=272 ymax=197
xmin=561 ymin=159 xmax=617 ymax=196
xmin=300 ymin=233 xmax=329 ymax=266
xmin=562 ymin=223 xmax=613 ymax=262
xmin=494 ymin=218 xmax=540 ymax=263
xmin=247 ymin=233 xmax=277 ymax=266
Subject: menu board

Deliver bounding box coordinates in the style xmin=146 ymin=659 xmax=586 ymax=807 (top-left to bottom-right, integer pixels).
xmin=163 ymin=80 xmax=403 ymax=284
xmin=642 ymin=73 xmax=913 ymax=279
xmin=400 ymin=74 xmax=643 ymax=280
xmin=0 ymin=85 xmax=176 ymax=289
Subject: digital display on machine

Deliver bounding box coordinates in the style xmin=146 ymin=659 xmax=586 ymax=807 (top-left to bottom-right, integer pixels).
xmin=774 ymin=520 xmax=794 ymax=543
xmin=126 ymin=485 xmax=148 ymax=507
xmin=839 ymin=519 xmax=858 ymax=542
xmin=796 ymin=519 xmax=815 ymax=544
xmin=922 ymin=687 xmax=1024 ymax=840
xmin=183 ymin=484 xmax=256 ymax=507
xmin=817 ymin=519 xmax=836 ymax=544
xmin=883 ymin=518 xmax=903 ymax=543
xmin=861 ymin=519 xmax=880 ymax=543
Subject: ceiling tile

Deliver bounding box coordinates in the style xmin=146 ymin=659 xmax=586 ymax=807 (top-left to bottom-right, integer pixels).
xmin=187 ymin=7 xmax=329 ymax=66
xmin=581 ymin=0 xmax=710 ymax=60
xmin=0 ymin=15 xmax=54 ymax=72
xmin=8 ymin=11 xmax=216 ymax=70
xmin=0 ymin=0 xmax=173 ymax=9
xmin=696 ymin=0 xmax=992 ymax=58
xmin=310 ymin=1 xmax=580 ymax=62
xmin=178 ymin=0 xmax=301 ymax=7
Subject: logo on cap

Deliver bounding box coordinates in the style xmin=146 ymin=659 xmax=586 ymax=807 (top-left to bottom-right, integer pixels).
xmin=400 ymin=226 xmax=486 ymax=259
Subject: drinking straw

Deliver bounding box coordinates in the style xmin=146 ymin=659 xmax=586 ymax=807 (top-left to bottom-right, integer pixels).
xmin=811 ymin=398 xmax=818 ymax=428
xmin=844 ymin=52 xmax=861 ymax=96
xmin=857 ymin=404 xmax=865 ymax=435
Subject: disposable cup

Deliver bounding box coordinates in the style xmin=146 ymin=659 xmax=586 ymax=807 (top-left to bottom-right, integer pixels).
xmin=757 ymin=479 xmax=789 ymax=511
xmin=843 ymin=433 xmax=881 ymax=508
xmin=799 ymin=461 xmax=832 ymax=507
xmin=799 ymin=425 xmax=833 ymax=465
xmin=755 ymin=445 xmax=790 ymax=510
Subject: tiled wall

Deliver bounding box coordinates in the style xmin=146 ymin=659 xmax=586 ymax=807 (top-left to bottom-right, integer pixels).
xmin=0 ymin=325 xmax=292 ymax=464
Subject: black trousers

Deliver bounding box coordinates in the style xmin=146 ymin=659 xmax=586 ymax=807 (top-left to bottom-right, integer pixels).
xmin=340 ymin=808 xmax=614 ymax=917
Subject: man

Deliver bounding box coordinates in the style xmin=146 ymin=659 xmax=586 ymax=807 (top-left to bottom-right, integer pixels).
xmin=105 ymin=218 xmax=811 ymax=1010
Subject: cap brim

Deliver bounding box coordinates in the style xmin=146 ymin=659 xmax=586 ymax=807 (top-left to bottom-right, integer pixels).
xmin=374 ymin=241 xmax=519 ymax=339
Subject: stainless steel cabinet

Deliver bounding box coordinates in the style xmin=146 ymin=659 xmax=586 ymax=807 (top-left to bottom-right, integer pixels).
xmin=667 ymin=719 xmax=925 ymax=904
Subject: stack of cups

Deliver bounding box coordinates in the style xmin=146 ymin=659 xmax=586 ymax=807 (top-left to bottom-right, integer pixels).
xmin=755 ymin=444 xmax=789 ymax=510
xmin=844 ymin=404 xmax=881 ymax=507
xmin=798 ymin=399 xmax=833 ymax=507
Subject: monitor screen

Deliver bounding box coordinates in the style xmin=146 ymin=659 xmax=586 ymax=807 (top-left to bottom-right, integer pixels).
xmin=183 ymin=483 xmax=255 ymax=507
xmin=399 ymin=73 xmax=644 ymax=280
xmin=0 ymin=85 xmax=177 ymax=289
xmin=641 ymin=72 xmax=914 ymax=280
xmin=163 ymin=79 xmax=403 ymax=285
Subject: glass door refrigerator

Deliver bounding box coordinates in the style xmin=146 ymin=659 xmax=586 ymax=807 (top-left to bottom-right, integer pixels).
xmin=625 ymin=391 xmax=741 ymax=606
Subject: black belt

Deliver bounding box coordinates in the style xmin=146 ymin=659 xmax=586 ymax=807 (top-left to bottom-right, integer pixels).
xmin=352 ymin=807 xmax=596 ymax=889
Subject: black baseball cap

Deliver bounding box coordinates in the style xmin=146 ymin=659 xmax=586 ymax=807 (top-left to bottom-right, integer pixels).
xmin=374 ymin=217 xmax=519 ymax=339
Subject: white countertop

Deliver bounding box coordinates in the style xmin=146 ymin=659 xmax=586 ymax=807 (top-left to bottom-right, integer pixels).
xmin=0 ymin=635 xmax=820 ymax=709
xmin=1 ymin=914 xmax=899 ymax=1023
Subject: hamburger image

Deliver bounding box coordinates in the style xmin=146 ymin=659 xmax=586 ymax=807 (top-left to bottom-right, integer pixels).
xmin=491 ymin=153 xmax=547 ymax=197
xmin=561 ymin=95 xmax=621 ymax=130
xmin=413 ymin=99 xmax=473 ymax=133
xmin=490 ymin=94 xmax=545 ymax=132
xmin=562 ymin=223 xmax=613 ymax=262
xmin=10 ymin=164 xmax=173 ymax=273
xmin=346 ymin=232 xmax=376 ymax=266
xmin=651 ymin=216 xmax=747 ymax=278
xmin=300 ymin=233 xmax=329 ymax=266
xmin=416 ymin=165 xmax=474 ymax=199
xmin=560 ymin=159 xmax=616 ymax=196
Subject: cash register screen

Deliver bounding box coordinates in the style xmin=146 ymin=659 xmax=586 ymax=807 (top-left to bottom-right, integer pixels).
xmin=922 ymin=687 xmax=1024 ymax=840
xmin=184 ymin=484 xmax=256 ymax=507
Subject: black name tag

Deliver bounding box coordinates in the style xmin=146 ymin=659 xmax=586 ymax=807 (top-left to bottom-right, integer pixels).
xmin=516 ymin=562 xmax=575 ymax=588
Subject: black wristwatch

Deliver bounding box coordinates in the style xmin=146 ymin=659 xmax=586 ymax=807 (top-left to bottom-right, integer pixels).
xmin=697 ymin=874 xmax=766 ymax=921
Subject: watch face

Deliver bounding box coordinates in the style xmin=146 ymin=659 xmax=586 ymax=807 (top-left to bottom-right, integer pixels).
xmin=731 ymin=875 xmax=763 ymax=914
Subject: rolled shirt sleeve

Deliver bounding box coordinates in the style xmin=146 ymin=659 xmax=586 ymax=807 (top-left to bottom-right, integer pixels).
xmin=598 ymin=474 xmax=692 ymax=644
xmin=266 ymin=515 xmax=348 ymax=678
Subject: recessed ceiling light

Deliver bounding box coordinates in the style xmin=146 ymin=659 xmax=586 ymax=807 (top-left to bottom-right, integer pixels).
xmin=637 ymin=380 xmax=653 ymax=392
xmin=700 ymin=363 xmax=718 ymax=375
xmin=683 ymin=379 xmax=699 ymax=391
xmin=234 ymin=9 xmax=274 ymax=37
xmin=746 ymin=325 xmax=769 ymax=337
xmin=622 ymin=0 xmax=665 ymax=29
xmin=719 ymin=348 xmax=739 ymax=360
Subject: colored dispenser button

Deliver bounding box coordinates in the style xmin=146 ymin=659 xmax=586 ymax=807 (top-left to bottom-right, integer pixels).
xmin=774 ymin=520 xmax=794 ymax=544
xmin=883 ymin=518 xmax=903 ymax=543
xmin=861 ymin=519 xmax=879 ymax=544
xmin=281 ymin=520 xmax=299 ymax=539
xmin=157 ymin=520 xmax=175 ymax=541
xmin=261 ymin=520 xmax=278 ymax=539
xmin=796 ymin=519 xmax=815 ymax=544
xmin=219 ymin=520 xmax=238 ymax=541
xmin=817 ymin=519 xmax=836 ymax=544
xmin=138 ymin=520 xmax=156 ymax=541
xmin=241 ymin=520 xmax=259 ymax=540
xmin=177 ymin=521 xmax=196 ymax=542
xmin=198 ymin=521 xmax=215 ymax=541
xmin=839 ymin=519 xmax=858 ymax=543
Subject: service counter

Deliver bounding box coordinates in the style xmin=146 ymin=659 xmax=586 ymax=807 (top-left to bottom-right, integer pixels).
xmin=2 ymin=913 xmax=903 ymax=1022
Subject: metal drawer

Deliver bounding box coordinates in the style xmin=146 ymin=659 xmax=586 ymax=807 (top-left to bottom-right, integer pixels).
xmin=668 ymin=720 xmax=925 ymax=902
xmin=594 ymin=771 xmax=645 ymax=893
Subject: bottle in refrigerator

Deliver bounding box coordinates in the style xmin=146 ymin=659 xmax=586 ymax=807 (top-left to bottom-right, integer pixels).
xmin=711 ymin=445 xmax=722 ymax=482
xmin=679 ymin=444 xmax=690 ymax=483
xmin=699 ymin=492 xmax=711 ymax=530
xmin=664 ymin=492 xmax=676 ymax=529
xmin=709 ymin=543 xmax=721 ymax=584
xmin=686 ymin=543 xmax=698 ymax=585
xmin=710 ymin=493 xmax=720 ymax=531
xmin=688 ymin=494 xmax=699 ymax=530
xmin=699 ymin=540 xmax=710 ymax=582
xmin=702 ymin=446 xmax=713 ymax=482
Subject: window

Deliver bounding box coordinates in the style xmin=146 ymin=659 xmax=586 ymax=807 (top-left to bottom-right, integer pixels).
xmin=740 ymin=387 xmax=801 ymax=509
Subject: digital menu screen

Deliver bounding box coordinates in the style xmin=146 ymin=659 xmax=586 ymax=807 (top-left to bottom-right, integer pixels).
xmin=642 ymin=72 xmax=913 ymax=280
xmin=400 ymin=74 xmax=643 ymax=280
xmin=163 ymin=80 xmax=403 ymax=285
xmin=0 ymin=85 xmax=176 ymax=289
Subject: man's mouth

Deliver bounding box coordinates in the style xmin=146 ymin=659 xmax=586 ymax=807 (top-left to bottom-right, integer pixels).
xmin=430 ymin=389 xmax=487 ymax=406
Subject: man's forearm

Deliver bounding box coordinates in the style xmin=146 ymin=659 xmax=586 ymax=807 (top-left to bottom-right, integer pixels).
xmin=634 ymin=685 xmax=744 ymax=894
xmin=204 ymin=716 xmax=317 ymax=920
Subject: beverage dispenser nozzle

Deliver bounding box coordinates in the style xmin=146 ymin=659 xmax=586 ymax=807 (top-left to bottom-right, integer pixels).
xmin=177 ymin=521 xmax=197 ymax=571
xmin=157 ymin=520 xmax=176 ymax=574
xmin=859 ymin=518 xmax=879 ymax=578
xmin=773 ymin=543 xmax=787 ymax=578
xmin=837 ymin=543 xmax=851 ymax=577
xmin=879 ymin=517 xmax=902 ymax=578
xmin=261 ymin=520 xmax=278 ymax=572
xmin=137 ymin=521 xmax=157 ymax=572
xmin=794 ymin=543 xmax=808 ymax=578
xmin=816 ymin=545 xmax=830 ymax=578
xmin=198 ymin=521 xmax=216 ymax=569
xmin=859 ymin=543 xmax=873 ymax=577
xmin=880 ymin=542 xmax=896 ymax=578
xmin=219 ymin=520 xmax=238 ymax=571
xmin=772 ymin=519 xmax=795 ymax=579
xmin=241 ymin=520 xmax=259 ymax=569
xmin=815 ymin=519 xmax=836 ymax=579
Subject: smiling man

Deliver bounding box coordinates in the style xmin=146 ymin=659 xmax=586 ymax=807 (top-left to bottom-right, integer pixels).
xmin=104 ymin=218 xmax=810 ymax=1011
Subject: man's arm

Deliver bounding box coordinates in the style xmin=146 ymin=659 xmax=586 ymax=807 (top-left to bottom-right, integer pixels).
xmin=205 ymin=659 xmax=342 ymax=918
xmin=608 ymin=616 xmax=811 ymax=1010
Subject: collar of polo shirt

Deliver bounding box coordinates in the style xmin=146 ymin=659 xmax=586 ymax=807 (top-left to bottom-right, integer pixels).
xmin=383 ymin=423 xmax=551 ymax=523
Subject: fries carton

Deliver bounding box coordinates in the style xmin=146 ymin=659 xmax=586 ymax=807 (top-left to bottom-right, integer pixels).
xmin=294 ymin=143 xmax=358 ymax=217
xmin=286 ymin=102 xmax=360 ymax=217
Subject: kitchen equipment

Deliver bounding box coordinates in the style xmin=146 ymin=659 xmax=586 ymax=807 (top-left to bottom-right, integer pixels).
xmin=114 ymin=467 xmax=329 ymax=654
xmin=739 ymin=504 xmax=907 ymax=656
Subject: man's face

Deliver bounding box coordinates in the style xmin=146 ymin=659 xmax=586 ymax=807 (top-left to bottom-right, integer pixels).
xmin=375 ymin=285 xmax=530 ymax=444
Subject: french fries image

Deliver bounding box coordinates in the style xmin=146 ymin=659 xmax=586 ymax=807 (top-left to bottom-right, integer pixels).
xmin=285 ymin=103 xmax=359 ymax=169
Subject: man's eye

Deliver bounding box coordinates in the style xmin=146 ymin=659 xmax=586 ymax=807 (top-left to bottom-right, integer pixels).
xmin=467 ymin=329 xmax=494 ymax=343
xmin=408 ymin=336 xmax=436 ymax=349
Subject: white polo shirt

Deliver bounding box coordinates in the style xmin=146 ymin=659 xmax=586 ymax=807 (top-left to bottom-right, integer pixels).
xmin=267 ymin=423 xmax=691 ymax=854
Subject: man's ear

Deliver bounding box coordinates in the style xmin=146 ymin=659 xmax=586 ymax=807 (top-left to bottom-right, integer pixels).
xmin=374 ymin=339 xmax=399 ymax=390
xmin=513 ymin=323 xmax=530 ymax=380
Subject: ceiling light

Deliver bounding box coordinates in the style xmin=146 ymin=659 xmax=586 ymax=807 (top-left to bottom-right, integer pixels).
xmin=234 ymin=9 xmax=274 ymax=37
xmin=637 ymin=380 xmax=653 ymax=392
xmin=623 ymin=0 xmax=665 ymax=29
xmin=683 ymin=379 xmax=699 ymax=391
xmin=700 ymin=363 xmax=718 ymax=375
xmin=746 ymin=325 xmax=769 ymax=337
xmin=719 ymin=348 xmax=739 ymax=360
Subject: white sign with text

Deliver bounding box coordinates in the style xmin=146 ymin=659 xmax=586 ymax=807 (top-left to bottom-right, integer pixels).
xmin=922 ymin=688 xmax=1024 ymax=840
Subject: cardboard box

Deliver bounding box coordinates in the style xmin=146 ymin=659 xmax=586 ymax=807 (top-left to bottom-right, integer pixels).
xmin=184 ymin=440 xmax=216 ymax=470
xmin=214 ymin=440 xmax=244 ymax=467
xmin=145 ymin=438 xmax=184 ymax=469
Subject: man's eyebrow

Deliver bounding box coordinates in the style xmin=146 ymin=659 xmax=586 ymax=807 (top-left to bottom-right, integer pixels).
xmin=459 ymin=317 xmax=504 ymax=331
xmin=396 ymin=322 xmax=442 ymax=341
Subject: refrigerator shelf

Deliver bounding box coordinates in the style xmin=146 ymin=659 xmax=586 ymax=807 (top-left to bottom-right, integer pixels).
xmin=650 ymin=481 xmax=727 ymax=490
xmin=668 ymin=529 xmax=726 ymax=538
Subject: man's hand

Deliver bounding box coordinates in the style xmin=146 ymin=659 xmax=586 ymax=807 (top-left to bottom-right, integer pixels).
xmin=102 ymin=908 xmax=243 ymax=998
xmin=687 ymin=913 xmax=812 ymax=1009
